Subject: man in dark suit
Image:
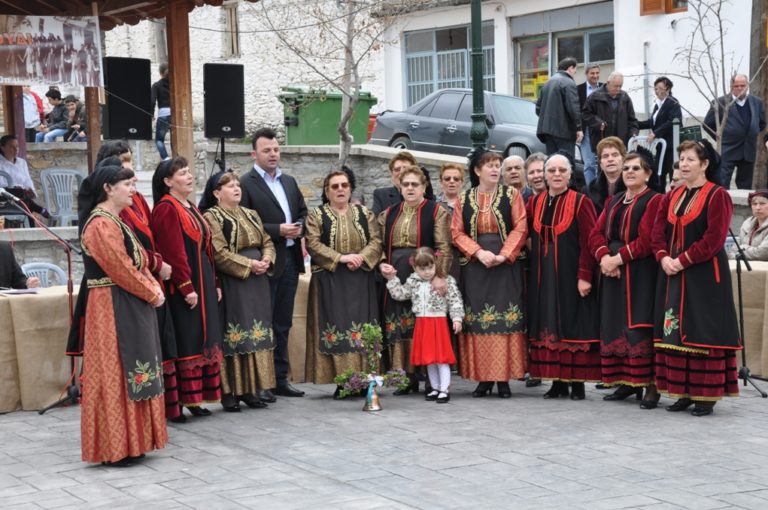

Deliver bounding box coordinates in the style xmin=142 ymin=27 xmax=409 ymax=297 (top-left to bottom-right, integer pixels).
xmin=240 ymin=127 xmax=308 ymax=399
xmin=577 ymin=63 xmax=602 ymax=184
xmin=638 ymin=76 xmax=682 ymax=191
xmin=704 ymin=74 xmax=767 ymax=189
xmin=372 ymin=151 xmax=416 ymax=214
xmin=0 ymin=241 xmax=39 ymax=289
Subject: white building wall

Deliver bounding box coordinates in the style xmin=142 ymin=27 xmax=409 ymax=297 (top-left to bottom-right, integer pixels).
xmin=613 ymin=0 xmax=750 ymax=118
xmin=103 ymin=1 xmax=387 ymax=135
xmin=382 ymin=0 xmax=751 ymax=121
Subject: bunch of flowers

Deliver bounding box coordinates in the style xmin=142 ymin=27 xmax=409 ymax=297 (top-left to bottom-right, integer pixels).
xmin=333 ymin=323 xmax=410 ymax=399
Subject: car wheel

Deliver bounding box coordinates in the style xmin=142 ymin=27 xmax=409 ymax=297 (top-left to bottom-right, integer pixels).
xmin=390 ymin=136 xmax=413 ymax=150
xmin=505 ymin=144 xmax=529 ymax=159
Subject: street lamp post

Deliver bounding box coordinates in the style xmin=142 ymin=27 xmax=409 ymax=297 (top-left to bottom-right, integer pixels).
xmin=469 ymin=0 xmax=488 ymax=155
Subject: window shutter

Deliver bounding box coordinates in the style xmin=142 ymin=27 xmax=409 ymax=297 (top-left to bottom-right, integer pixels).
xmin=640 ymin=0 xmax=666 ymax=15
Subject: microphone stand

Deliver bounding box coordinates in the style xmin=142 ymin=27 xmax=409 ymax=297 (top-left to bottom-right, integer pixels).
xmin=729 ymin=227 xmax=768 ymax=397
xmin=0 ymin=193 xmax=83 ymax=413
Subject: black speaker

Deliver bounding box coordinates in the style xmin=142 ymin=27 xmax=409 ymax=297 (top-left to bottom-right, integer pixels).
xmin=102 ymin=57 xmax=153 ymax=140
xmin=204 ymin=63 xmax=245 ymax=139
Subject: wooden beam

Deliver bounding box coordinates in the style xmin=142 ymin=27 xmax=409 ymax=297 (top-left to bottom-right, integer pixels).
xmin=84 ymin=87 xmax=101 ymax=174
xmin=165 ymin=1 xmax=194 ymax=164
xmin=2 ymin=86 xmax=27 ymax=159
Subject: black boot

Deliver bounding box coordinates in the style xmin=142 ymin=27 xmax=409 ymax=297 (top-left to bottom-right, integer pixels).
xmin=602 ymin=385 xmax=643 ymax=401
xmin=472 ymin=381 xmax=493 ymax=397
xmin=570 ymin=382 xmax=586 ymax=400
xmin=543 ymin=380 xmax=569 ymax=399
xmin=496 ymin=381 xmax=512 ymax=398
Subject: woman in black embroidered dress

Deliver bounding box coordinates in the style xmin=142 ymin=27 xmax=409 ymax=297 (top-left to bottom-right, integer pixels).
xmin=589 ymin=151 xmax=662 ymax=408
xmin=201 ymin=171 xmax=276 ymax=412
xmin=378 ymin=166 xmax=452 ymax=395
xmin=527 ymin=154 xmax=600 ymax=400
xmin=150 ymin=157 xmax=222 ymax=422
xmin=305 ymin=171 xmax=382 ymax=397
xmin=451 ymin=150 xmax=528 ymax=398
xmin=650 ymin=140 xmax=741 ymax=416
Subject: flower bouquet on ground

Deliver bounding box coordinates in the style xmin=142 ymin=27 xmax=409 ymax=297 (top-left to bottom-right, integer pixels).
xmin=333 ymin=323 xmax=410 ymax=402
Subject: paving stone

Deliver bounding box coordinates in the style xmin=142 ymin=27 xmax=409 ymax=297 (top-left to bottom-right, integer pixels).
xmin=1 ymin=379 xmax=768 ymax=508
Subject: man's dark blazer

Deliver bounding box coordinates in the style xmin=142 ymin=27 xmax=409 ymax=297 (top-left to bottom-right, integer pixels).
xmin=239 ymin=167 xmax=308 ymax=278
xmin=372 ymin=186 xmax=402 ymax=215
xmin=0 ymin=241 xmax=27 ymax=289
xmin=577 ymin=81 xmax=603 ymax=111
xmin=704 ymin=94 xmax=767 ymax=163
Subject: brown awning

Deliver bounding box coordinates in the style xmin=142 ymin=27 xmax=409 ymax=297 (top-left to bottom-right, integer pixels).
xmin=0 ymin=0 xmax=259 ymax=31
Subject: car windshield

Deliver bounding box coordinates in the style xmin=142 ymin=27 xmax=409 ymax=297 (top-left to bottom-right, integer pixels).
xmin=491 ymin=95 xmax=538 ymax=126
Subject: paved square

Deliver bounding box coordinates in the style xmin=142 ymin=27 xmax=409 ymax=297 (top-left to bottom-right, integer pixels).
xmin=2 ymin=378 xmax=768 ymax=509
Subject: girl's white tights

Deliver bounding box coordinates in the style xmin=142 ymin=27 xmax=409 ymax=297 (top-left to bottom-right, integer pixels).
xmin=427 ymin=363 xmax=451 ymax=393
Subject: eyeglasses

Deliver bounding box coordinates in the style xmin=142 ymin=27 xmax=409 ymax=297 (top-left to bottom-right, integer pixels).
xmin=622 ymin=165 xmax=644 ymax=172
xmin=442 ymin=176 xmax=462 ymax=182
xmin=329 ymin=182 xmax=350 ymax=190
xmin=401 ymin=181 xmax=422 ymax=188
xmin=546 ymin=167 xmax=569 ymax=174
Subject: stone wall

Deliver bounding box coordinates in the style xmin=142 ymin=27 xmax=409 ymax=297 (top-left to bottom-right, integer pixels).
xmin=24 ymin=141 xmax=467 ymax=209
xmin=0 ymin=227 xmax=82 ymax=282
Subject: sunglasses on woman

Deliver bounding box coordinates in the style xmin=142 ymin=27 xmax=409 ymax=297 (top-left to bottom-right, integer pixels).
xmin=329 ymin=182 xmax=350 ymax=190
xmin=442 ymin=176 xmax=462 ymax=182
xmin=401 ymin=181 xmax=422 ymax=188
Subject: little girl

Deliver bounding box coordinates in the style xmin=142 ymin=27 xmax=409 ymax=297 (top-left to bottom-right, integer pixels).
xmin=383 ymin=247 xmax=463 ymax=403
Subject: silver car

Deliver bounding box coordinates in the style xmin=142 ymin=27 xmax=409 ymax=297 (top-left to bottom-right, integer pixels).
xmin=369 ymin=88 xmax=546 ymax=158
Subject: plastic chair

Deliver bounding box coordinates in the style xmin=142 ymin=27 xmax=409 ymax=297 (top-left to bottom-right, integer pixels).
xmin=0 ymin=169 xmax=31 ymax=228
xmin=21 ymin=262 xmax=68 ymax=288
xmin=39 ymin=169 xmax=85 ymax=226
xmin=628 ymin=136 xmax=667 ymax=177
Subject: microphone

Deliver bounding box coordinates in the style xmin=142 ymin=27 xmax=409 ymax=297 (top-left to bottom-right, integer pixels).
xmin=0 ymin=188 xmax=21 ymax=202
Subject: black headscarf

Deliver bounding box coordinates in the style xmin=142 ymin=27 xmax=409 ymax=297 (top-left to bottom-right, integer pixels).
xmin=697 ymin=139 xmax=721 ymax=183
xmin=198 ymin=170 xmax=226 ymax=212
xmin=76 ymin=164 xmax=124 ymax=233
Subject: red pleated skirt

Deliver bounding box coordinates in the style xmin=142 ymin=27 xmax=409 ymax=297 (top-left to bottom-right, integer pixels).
xmin=654 ymin=347 xmax=739 ymax=401
xmin=529 ymin=345 xmax=602 ymax=382
xmin=410 ymin=317 xmax=456 ymax=366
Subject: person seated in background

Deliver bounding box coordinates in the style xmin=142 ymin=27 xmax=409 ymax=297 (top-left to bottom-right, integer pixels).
xmin=0 ymin=241 xmax=40 ymax=289
xmin=0 ymin=135 xmax=50 ymax=222
xmin=63 ymin=95 xmax=87 ymax=142
xmin=34 ymin=89 xmax=68 ymax=143
xmin=729 ymin=189 xmax=768 ymax=261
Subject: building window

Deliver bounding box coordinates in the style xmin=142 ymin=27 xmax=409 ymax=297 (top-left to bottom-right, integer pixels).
xmin=404 ymin=22 xmax=495 ymax=106
xmin=223 ymin=2 xmax=240 ymax=58
xmin=515 ymin=27 xmax=614 ymax=101
xmin=640 ymin=0 xmax=687 ymax=15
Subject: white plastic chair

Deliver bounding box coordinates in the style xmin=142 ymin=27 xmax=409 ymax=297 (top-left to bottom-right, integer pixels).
xmin=21 ymin=262 xmax=68 ymax=288
xmin=628 ymin=136 xmax=667 ymax=177
xmin=40 ymin=169 xmax=85 ymax=227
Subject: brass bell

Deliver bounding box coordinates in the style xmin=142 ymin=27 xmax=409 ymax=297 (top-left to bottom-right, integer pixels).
xmin=362 ymin=385 xmax=382 ymax=412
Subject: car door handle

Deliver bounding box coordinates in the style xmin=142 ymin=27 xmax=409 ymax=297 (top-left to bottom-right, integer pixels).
xmin=409 ymin=121 xmax=420 ymax=128
xmin=445 ymin=125 xmax=457 ymax=133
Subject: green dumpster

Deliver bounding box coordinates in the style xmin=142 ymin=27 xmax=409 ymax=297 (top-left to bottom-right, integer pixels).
xmin=278 ymin=87 xmax=378 ymax=145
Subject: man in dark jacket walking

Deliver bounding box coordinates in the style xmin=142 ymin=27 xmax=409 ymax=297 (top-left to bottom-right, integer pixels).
xmin=583 ymin=72 xmax=639 ymax=152
xmin=151 ymin=63 xmax=171 ymax=160
xmin=536 ymin=57 xmax=583 ymax=161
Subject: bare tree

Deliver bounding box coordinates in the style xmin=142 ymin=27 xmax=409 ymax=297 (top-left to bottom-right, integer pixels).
xmin=670 ymin=0 xmax=767 ymax=160
xmin=253 ymin=0 xmax=425 ymax=169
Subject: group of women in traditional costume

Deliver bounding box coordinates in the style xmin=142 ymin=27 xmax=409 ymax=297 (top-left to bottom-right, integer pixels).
xmin=309 ymin=142 xmax=739 ymax=417
xmin=73 ymin=135 xmax=741 ymax=467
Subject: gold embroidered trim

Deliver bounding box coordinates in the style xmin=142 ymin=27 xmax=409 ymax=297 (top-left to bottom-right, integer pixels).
xmin=655 ymin=342 xmax=709 ymax=355
xmin=87 ymin=277 xmax=114 ymax=288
